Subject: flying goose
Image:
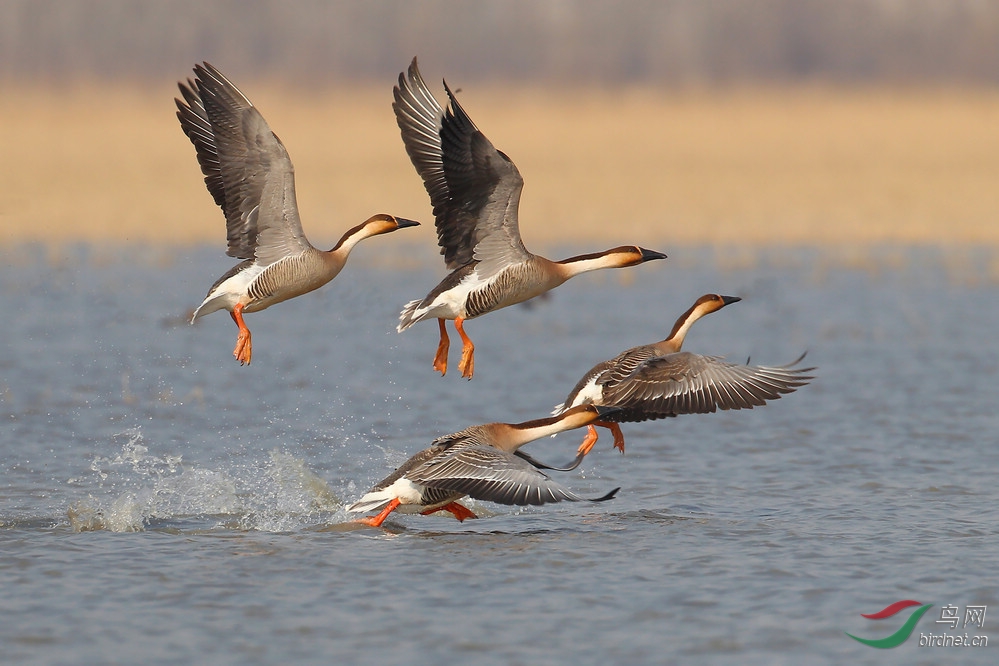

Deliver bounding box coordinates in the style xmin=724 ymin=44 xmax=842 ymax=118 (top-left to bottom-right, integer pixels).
xmin=392 ymin=58 xmax=666 ymax=379
xmin=554 ymin=294 xmax=814 ymax=454
xmin=176 ymin=62 xmax=419 ymax=365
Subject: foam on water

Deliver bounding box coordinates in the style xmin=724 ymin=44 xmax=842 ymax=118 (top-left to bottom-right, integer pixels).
xmin=66 ymin=429 xmax=344 ymax=533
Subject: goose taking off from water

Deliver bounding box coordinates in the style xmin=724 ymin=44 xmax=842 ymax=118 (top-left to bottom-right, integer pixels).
xmin=176 ymin=62 xmax=419 ymax=365
xmin=392 ymin=58 xmax=667 ymax=379
xmin=553 ymin=294 xmax=814 ymax=455
xmin=347 ymin=405 xmax=621 ymax=528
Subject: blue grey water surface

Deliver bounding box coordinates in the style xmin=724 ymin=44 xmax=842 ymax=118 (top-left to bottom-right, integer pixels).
xmin=0 ymin=243 xmax=997 ymax=665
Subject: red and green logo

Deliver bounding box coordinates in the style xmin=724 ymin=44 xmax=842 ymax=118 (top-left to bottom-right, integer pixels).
xmin=846 ymin=600 xmax=934 ymax=648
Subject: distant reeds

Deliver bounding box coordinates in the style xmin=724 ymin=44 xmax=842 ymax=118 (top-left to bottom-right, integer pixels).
xmin=2 ymin=84 xmax=998 ymax=250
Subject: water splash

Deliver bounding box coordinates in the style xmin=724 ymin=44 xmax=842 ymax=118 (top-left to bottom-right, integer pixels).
xmin=67 ymin=429 xmax=343 ymax=533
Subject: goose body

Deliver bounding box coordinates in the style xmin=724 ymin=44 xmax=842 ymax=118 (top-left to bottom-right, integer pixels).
xmin=176 ymin=62 xmax=419 ymax=364
xmin=347 ymin=405 xmax=620 ymax=527
xmin=554 ymin=294 xmax=814 ymax=454
xmin=393 ymin=58 xmax=666 ymax=379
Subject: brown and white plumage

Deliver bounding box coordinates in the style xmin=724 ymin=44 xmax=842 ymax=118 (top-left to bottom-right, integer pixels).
xmin=347 ymin=405 xmax=620 ymax=528
xmin=393 ymin=58 xmax=666 ymax=379
xmin=176 ymin=62 xmax=419 ymax=365
xmin=554 ymin=294 xmax=814 ymax=454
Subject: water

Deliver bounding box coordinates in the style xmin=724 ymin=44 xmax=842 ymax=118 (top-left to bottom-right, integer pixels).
xmin=1 ymin=243 xmax=997 ymax=664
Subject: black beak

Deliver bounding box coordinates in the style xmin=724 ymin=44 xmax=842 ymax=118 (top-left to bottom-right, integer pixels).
xmin=721 ymin=295 xmax=742 ymax=306
xmin=394 ymin=217 xmax=421 ymax=229
xmin=638 ymin=247 xmax=668 ymax=262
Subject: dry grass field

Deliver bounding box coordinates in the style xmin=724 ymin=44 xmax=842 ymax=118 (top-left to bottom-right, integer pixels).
xmin=2 ymin=82 xmax=998 ymax=251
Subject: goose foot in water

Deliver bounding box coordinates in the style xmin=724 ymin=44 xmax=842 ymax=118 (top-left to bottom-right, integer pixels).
xmin=353 ymin=498 xmax=401 ymax=528
xmin=422 ymin=501 xmax=478 ymax=522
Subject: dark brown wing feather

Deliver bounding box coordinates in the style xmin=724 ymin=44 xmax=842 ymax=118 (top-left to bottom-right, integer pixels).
xmin=176 ymin=62 xmax=309 ymax=263
xmin=393 ymin=58 xmax=527 ymax=272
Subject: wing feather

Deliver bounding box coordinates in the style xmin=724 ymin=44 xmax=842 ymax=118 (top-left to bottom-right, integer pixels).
xmin=597 ymin=353 xmax=814 ymax=422
xmin=393 ymin=58 xmax=529 ymax=274
xmin=176 ymin=62 xmax=311 ymax=264
xmin=407 ymin=445 xmax=586 ymax=506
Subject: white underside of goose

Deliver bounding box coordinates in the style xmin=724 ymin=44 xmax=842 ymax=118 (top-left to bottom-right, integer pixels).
xmin=552 ymin=378 xmax=604 ymax=415
xmin=405 ymin=268 xmax=498 ymax=323
xmin=346 ymin=477 xmax=429 ymax=514
xmin=191 ymin=262 xmax=267 ymax=321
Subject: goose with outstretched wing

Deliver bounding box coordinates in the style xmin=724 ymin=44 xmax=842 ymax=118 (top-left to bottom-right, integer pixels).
xmin=392 ymin=58 xmax=666 ymax=379
xmin=554 ymin=294 xmax=814 ymax=454
xmin=347 ymin=405 xmax=620 ymax=528
xmin=176 ymin=62 xmax=419 ymax=365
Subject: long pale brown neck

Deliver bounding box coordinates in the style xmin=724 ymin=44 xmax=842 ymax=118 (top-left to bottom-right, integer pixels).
xmin=554 ymin=249 xmax=634 ymax=279
xmin=658 ymin=301 xmax=712 ymax=353
xmin=494 ymin=406 xmax=601 ymax=450
xmin=329 ymin=220 xmax=379 ymax=258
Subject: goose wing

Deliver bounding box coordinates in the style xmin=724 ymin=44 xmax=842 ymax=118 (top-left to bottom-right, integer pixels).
xmin=176 ymin=62 xmax=311 ymax=265
xmin=393 ymin=58 xmax=530 ymax=276
xmin=600 ymin=352 xmax=814 ymax=420
xmin=407 ymin=445 xmax=587 ymax=506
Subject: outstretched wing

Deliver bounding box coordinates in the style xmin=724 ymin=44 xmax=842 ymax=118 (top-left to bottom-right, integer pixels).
xmin=176 ymin=62 xmax=311 ymax=264
xmin=600 ymin=352 xmax=814 ymax=421
xmin=393 ymin=58 xmax=529 ymax=275
xmin=408 ymin=445 xmax=587 ymax=506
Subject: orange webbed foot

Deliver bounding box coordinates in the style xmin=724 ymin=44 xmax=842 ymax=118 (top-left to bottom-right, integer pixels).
xmin=433 ymin=318 xmax=449 ymax=376
xmin=422 ymin=501 xmax=478 ymax=522
xmin=230 ymin=304 xmax=253 ymax=365
xmin=454 ymin=317 xmax=475 ymax=380
xmin=457 ymin=347 xmax=475 ymax=380
xmin=233 ymin=331 xmax=252 ymax=365
xmin=353 ymin=498 xmax=401 ymax=528
xmin=597 ymin=421 xmax=626 ymax=454
xmin=576 ymin=424 xmax=599 ymax=456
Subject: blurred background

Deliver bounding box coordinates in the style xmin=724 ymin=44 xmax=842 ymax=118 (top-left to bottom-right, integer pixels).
xmin=2 ymin=0 xmax=999 ymax=249
xmin=5 ymin=0 xmax=999 ymax=85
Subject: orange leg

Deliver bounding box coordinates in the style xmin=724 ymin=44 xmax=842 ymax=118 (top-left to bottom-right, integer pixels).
xmin=577 ymin=424 xmax=599 ymax=456
xmin=230 ymin=303 xmax=252 ymax=365
xmin=433 ymin=318 xmax=449 ymax=376
xmin=454 ymin=317 xmax=475 ymax=379
xmin=596 ymin=421 xmax=626 ymax=454
xmin=421 ymin=501 xmax=478 ymax=522
xmin=353 ymin=498 xmax=401 ymax=528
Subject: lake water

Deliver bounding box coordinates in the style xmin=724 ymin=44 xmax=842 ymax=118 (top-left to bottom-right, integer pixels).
xmin=1 ymin=243 xmax=997 ymax=664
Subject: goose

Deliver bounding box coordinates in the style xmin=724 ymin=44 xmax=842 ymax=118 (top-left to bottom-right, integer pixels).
xmin=176 ymin=62 xmax=419 ymax=365
xmin=553 ymin=294 xmax=814 ymax=454
xmin=392 ymin=58 xmax=666 ymax=379
xmin=347 ymin=405 xmax=620 ymax=528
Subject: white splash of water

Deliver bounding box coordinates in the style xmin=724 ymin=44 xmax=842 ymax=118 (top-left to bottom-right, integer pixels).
xmin=67 ymin=429 xmax=343 ymax=533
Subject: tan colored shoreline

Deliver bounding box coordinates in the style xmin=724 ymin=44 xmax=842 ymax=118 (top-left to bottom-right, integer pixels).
xmin=1 ymin=84 xmax=997 ymax=247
